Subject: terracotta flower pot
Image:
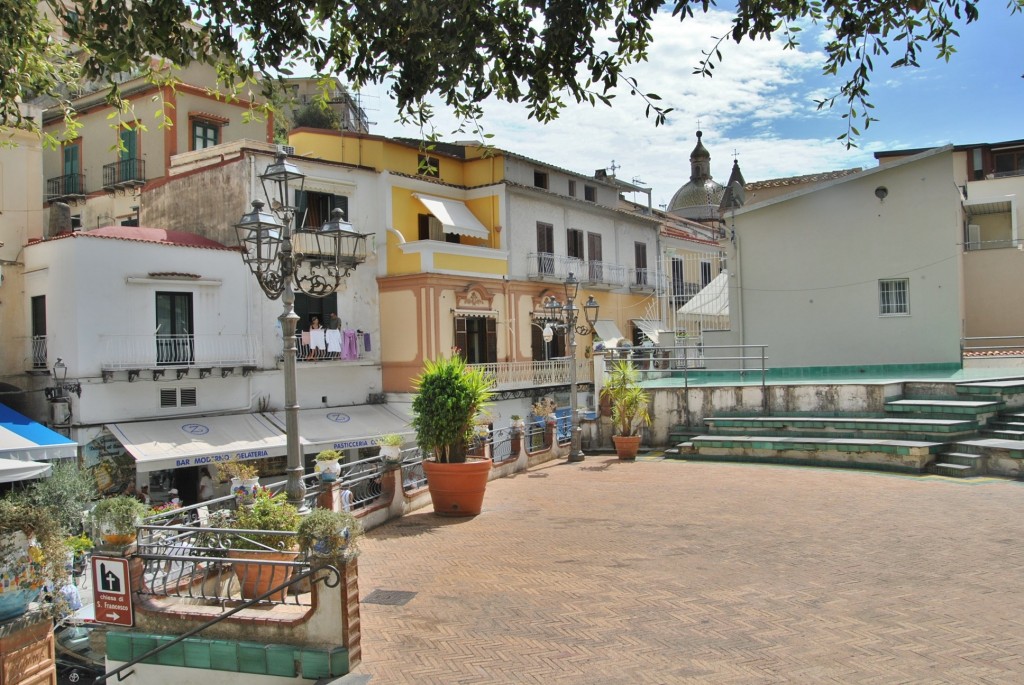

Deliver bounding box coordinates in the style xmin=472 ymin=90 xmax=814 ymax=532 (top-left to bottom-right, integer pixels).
xmin=227 ymin=549 xmax=298 ymax=602
xmin=612 ymin=435 xmax=642 ymax=461
xmin=423 ymin=458 xmax=491 ymax=517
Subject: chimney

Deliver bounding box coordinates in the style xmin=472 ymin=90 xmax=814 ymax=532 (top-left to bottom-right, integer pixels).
xmin=48 ymin=203 xmax=73 ymax=237
xmin=594 ymin=169 xmax=607 ymax=179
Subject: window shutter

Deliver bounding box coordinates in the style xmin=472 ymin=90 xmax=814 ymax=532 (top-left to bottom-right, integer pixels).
xmin=485 ymin=318 xmax=497 ymax=363
xmin=295 ymin=189 xmax=309 ymax=228
xmin=180 ymin=387 xmax=198 ymax=406
xmin=454 ymin=318 xmax=468 ymax=358
xmin=160 ymin=388 xmax=178 ymax=408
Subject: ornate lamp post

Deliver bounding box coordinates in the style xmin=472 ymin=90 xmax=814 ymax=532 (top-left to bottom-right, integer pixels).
xmin=235 ymin=152 xmax=369 ymax=510
xmin=540 ymin=273 xmax=599 ymax=463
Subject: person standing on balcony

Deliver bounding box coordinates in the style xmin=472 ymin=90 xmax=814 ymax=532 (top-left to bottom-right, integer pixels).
xmin=308 ymin=315 xmax=326 ymax=360
xmin=326 ymin=313 xmax=343 ymax=359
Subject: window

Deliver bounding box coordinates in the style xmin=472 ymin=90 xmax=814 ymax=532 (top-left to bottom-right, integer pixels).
xmin=567 ymin=229 xmax=584 ymax=260
xmin=296 ymin=190 xmax=348 ymax=229
xmin=536 ymin=222 xmax=554 ymax=274
xmin=62 ymin=141 xmax=81 ymax=194
xmin=701 ymin=261 xmax=712 ymax=288
xmin=31 ymin=296 xmax=46 ymax=370
xmin=418 ymin=214 xmax=459 ymax=243
xmin=972 ymin=148 xmax=984 ymax=181
xmin=454 ymin=317 xmax=497 ymax=364
xmin=879 ymin=279 xmax=909 ymax=316
xmin=994 ymin=149 xmax=1024 ymax=177
xmin=70 ymin=215 xmax=82 ymax=230
xmin=156 ymin=292 xmax=194 ymax=365
xmin=634 ymin=243 xmax=648 ymax=285
xmin=584 ymin=185 xmax=596 ymax=202
xmin=587 ymin=232 xmax=603 ymax=281
xmin=568 ymin=180 xmax=577 ymax=197
xmin=191 ymin=120 xmax=219 ymax=150
xmin=118 ymin=127 xmax=141 ymax=183
xmin=671 ymin=257 xmax=687 ymax=308
xmin=532 ymin=321 xmax=565 ymax=361
xmin=417 ymin=154 xmax=439 ymax=178
xmin=534 ymin=170 xmax=549 ymax=189
xmin=293 ymin=293 xmax=338 ymax=334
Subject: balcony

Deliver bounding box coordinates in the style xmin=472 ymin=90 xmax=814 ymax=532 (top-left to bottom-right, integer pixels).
xmin=46 ymin=173 xmax=87 ymax=203
xmin=467 ymin=358 xmax=592 ymax=392
xmin=103 ymin=158 xmax=146 ymax=190
xmin=527 ymin=253 xmax=584 ymax=282
xmin=629 ymin=268 xmax=666 ymax=293
xmin=100 ymin=334 xmax=259 ymax=371
xmin=27 ymin=335 xmax=47 ymax=372
xmin=581 ymin=260 xmax=626 ymax=289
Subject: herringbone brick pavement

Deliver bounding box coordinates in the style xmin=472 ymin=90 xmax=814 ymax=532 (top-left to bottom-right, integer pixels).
xmin=355 ymin=458 xmax=1024 ymax=684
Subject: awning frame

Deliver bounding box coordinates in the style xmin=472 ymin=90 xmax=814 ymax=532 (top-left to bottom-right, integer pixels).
xmin=412 ymin=193 xmax=490 ymax=239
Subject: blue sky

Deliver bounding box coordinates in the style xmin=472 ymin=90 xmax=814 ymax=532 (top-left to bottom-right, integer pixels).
xmin=365 ymin=6 xmax=1023 ymax=209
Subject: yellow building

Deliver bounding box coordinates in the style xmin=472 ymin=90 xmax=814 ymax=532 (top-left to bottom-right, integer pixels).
xmin=289 ymin=130 xmax=662 ymax=397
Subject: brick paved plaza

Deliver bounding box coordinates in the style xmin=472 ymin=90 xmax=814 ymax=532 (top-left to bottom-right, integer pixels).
xmin=356 ymin=458 xmax=1024 ymax=684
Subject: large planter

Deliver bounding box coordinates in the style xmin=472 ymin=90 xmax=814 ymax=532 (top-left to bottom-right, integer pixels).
xmin=423 ymin=458 xmax=491 ymax=517
xmin=315 ymin=459 xmax=342 ymax=482
xmin=228 ymin=549 xmax=299 ymax=602
xmin=0 ymin=532 xmax=42 ymax=621
xmin=612 ymin=435 xmax=642 ymax=461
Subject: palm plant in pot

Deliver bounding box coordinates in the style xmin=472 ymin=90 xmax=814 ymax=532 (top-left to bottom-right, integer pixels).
xmin=601 ymin=359 xmax=651 ymax=460
xmin=412 ymin=355 xmax=495 ymax=516
xmin=228 ymin=488 xmax=300 ymax=601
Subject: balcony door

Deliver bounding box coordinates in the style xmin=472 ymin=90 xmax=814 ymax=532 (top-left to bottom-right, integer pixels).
xmin=156 ymin=292 xmax=193 ymax=365
xmin=454 ymin=316 xmax=496 ymax=364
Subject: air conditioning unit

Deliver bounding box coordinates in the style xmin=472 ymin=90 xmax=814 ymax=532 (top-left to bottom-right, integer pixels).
xmin=278 ymin=144 xmax=295 ymax=156
xmin=51 ymin=400 xmax=70 ymax=425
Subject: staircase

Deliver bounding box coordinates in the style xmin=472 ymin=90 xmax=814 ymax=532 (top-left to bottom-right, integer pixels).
xmin=667 ymin=376 xmax=1024 ymax=478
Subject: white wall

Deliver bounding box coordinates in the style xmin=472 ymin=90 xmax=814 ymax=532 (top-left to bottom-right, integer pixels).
xmin=726 ymin=149 xmax=963 ymax=368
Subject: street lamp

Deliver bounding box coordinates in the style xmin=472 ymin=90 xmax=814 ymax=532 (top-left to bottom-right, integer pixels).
xmin=235 ymin=151 xmax=369 ymax=510
xmin=540 ymin=273 xmax=599 ymax=463
xmin=45 ymin=357 xmax=81 ymax=400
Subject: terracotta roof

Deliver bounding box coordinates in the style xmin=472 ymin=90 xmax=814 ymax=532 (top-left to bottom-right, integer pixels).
xmin=745 ymin=168 xmax=862 ymax=191
xmin=67 ymin=226 xmax=233 ymax=250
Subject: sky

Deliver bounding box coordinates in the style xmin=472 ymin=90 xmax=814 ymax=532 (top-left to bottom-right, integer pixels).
xmin=360 ymin=5 xmax=1023 ymax=210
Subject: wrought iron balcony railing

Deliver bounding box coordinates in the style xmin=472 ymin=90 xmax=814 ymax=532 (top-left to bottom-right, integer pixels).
xmin=100 ymin=334 xmax=260 ymax=370
xmin=103 ymin=158 xmax=146 ymax=189
xmin=466 ymin=358 xmax=593 ymax=391
xmin=46 ymin=173 xmax=87 ymax=201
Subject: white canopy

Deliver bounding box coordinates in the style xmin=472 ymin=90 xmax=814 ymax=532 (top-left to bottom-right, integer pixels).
xmin=0 ymin=458 xmax=51 ymax=483
xmin=593 ymin=320 xmax=626 ymax=347
xmin=413 ymin=193 xmax=489 ymax=239
xmin=107 ymin=413 xmax=289 ymax=473
xmin=0 ymin=403 xmax=77 ymax=461
xmin=678 ymin=270 xmax=730 ymax=316
xmin=266 ymin=404 xmax=414 ymax=452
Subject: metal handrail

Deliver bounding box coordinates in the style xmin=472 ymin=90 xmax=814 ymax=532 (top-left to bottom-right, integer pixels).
xmin=960 ymin=335 xmax=1024 ymax=365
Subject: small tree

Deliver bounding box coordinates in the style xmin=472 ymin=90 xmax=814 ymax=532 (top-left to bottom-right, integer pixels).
xmin=602 ymin=360 xmax=651 ymax=437
xmin=412 ymin=356 xmax=494 ymax=463
xmin=23 ymin=461 xmax=98 ymax=534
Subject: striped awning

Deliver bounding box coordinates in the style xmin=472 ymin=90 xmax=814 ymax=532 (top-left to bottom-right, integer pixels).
xmin=0 ymin=403 xmax=77 ymax=461
xmin=412 ymin=193 xmax=489 ymax=239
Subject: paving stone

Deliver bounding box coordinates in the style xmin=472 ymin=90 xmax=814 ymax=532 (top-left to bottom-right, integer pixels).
xmin=354 ymin=459 xmax=1024 ymax=684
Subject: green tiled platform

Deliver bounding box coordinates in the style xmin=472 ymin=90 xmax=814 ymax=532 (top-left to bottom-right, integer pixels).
xmin=106 ymin=632 xmax=351 ymax=679
xmin=956 ymin=379 xmax=1024 ymax=397
xmin=704 ymin=416 xmax=979 ymax=442
xmin=884 ymin=399 xmax=1003 ymax=416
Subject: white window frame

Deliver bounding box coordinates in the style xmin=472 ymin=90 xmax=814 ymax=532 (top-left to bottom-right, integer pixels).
xmin=878 ymin=278 xmax=910 ymax=317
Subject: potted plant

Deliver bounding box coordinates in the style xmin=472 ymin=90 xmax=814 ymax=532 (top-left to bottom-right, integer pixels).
xmin=0 ymin=497 xmax=70 ymax=621
xmin=91 ymin=495 xmax=149 ymax=546
xmin=377 ymin=434 xmax=404 ymax=466
xmin=218 ymin=457 xmax=260 ymax=505
xmin=297 ymin=508 xmax=363 ymax=560
xmin=66 ymin=534 xmax=94 ymax=577
xmin=228 ymin=488 xmax=300 ymax=601
xmin=601 ymin=359 xmax=652 ymax=460
xmin=412 ymin=355 xmax=495 ymax=516
xmin=314 ymin=449 xmax=343 ymax=482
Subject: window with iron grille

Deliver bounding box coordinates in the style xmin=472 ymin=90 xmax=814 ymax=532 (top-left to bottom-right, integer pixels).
xmin=879 ymin=279 xmax=909 ymax=316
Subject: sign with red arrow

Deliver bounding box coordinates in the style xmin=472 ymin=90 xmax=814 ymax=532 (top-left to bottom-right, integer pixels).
xmin=91 ymin=556 xmax=134 ymax=627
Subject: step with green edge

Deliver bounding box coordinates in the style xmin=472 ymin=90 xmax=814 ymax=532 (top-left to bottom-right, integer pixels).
xmin=885 ymin=398 xmax=1003 ymax=416
xmin=956 ymin=378 xmax=1024 ymax=397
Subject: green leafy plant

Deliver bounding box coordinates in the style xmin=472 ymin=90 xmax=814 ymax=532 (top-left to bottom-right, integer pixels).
xmin=601 ymin=360 xmax=651 ymax=437
xmin=377 ymin=434 xmax=404 ymax=447
xmin=297 ymin=508 xmax=363 ymax=560
xmin=66 ymin=534 xmax=94 ymax=556
xmin=91 ymin=495 xmax=149 ymax=536
xmin=23 ymin=461 xmax=98 ymax=534
xmin=412 ymin=356 xmax=495 ymax=463
xmin=315 ymin=449 xmax=342 ymax=462
xmin=218 ymin=457 xmax=259 ymax=481
xmin=230 ymin=489 xmax=300 ymax=551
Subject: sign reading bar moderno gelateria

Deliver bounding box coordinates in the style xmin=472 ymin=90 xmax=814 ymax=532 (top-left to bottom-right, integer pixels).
xmin=174 ymin=449 xmax=270 ymax=469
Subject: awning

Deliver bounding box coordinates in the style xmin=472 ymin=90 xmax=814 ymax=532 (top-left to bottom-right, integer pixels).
xmin=413 ymin=193 xmax=490 ymax=239
xmin=0 ymin=458 xmax=51 ymax=483
xmin=0 ymin=403 xmax=77 ymax=461
xmin=678 ymin=270 xmax=730 ymax=316
xmin=266 ymin=404 xmax=414 ymax=452
xmin=107 ymin=413 xmax=289 ymax=473
xmin=633 ymin=319 xmax=667 ymax=345
xmin=593 ymin=320 xmax=626 ymax=347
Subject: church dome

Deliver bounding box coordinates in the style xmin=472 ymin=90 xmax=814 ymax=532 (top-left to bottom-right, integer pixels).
xmin=667 ymin=130 xmax=725 ymax=222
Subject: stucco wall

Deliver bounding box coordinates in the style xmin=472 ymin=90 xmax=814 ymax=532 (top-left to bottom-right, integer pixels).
xmin=962 ymin=247 xmax=1024 ymax=337
xmin=726 ymin=150 xmax=962 ymax=369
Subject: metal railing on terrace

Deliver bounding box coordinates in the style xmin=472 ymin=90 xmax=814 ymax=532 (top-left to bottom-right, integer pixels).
xmin=960 ymin=335 xmax=1024 ymax=363
xmin=102 ymin=158 xmax=146 ymax=189
xmin=100 ymin=334 xmax=259 ymax=370
xmin=527 ymin=253 xmax=584 ymax=281
xmin=467 ymin=358 xmax=592 ymax=390
xmin=29 ymin=335 xmax=47 ymax=371
xmin=963 ymin=238 xmax=1024 ymax=251
xmin=581 ymin=260 xmax=627 ymax=288
xmin=629 ymin=268 xmax=666 ymax=293
xmin=46 ymin=173 xmax=87 ymax=201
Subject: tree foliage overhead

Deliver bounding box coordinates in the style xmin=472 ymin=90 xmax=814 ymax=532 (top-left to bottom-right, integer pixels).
xmin=7 ymin=0 xmax=1022 ymax=144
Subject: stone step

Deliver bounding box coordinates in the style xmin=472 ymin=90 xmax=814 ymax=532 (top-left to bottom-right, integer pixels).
xmin=956 ymin=378 xmax=1024 ymax=397
xmin=927 ymin=462 xmax=977 ymax=478
xmin=979 ymin=428 xmax=1024 ymax=440
xmin=885 ymin=398 xmax=1004 ymax=416
xmin=936 ymin=451 xmax=985 ymax=468
xmin=704 ymin=415 xmax=977 ymax=442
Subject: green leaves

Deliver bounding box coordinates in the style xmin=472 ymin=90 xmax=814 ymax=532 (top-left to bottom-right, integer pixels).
xmin=412 ymin=355 xmax=495 ymax=463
